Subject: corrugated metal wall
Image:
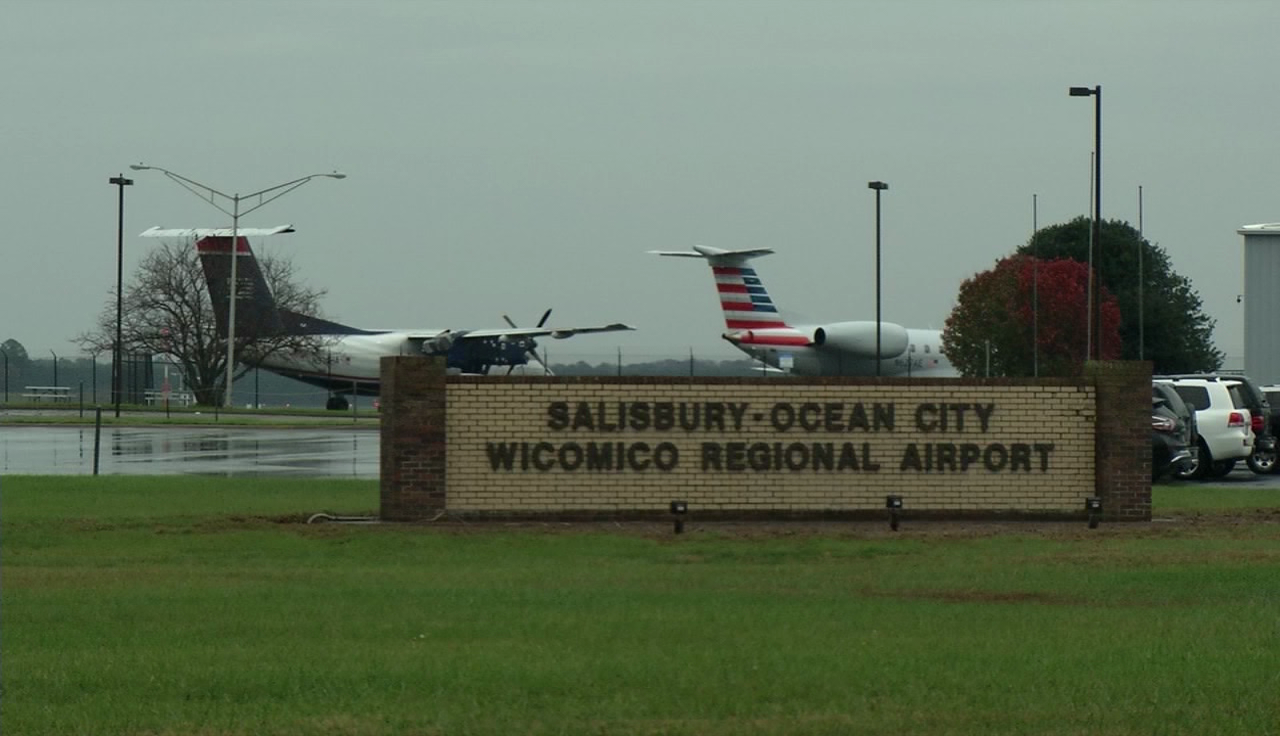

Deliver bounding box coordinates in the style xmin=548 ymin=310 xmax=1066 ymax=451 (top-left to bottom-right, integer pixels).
xmin=1243 ymin=226 xmax=1280 ymax=386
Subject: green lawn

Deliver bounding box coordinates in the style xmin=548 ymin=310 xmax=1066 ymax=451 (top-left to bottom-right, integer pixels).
xmin=3 ymin=477 xmax=1279 ymax=735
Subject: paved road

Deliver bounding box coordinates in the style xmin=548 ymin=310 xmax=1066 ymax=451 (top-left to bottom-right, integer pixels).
xmin=1160 ymin=463 xmax=1280 ymax=489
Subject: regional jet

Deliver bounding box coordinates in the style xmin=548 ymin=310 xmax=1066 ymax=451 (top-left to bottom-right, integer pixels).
xmin=650 ymin=245 xmax=955 ymax=377
xmin=141 ymin=227 xmax=635 ymax=404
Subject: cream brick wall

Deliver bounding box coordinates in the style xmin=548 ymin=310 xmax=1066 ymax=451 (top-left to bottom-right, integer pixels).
xmin=445 ymin=381 xmax=1096 ymax=514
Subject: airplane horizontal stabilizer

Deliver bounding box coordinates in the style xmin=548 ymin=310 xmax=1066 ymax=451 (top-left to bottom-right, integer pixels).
xmin=649 ymin=245 xmax=775 ymax=261
xmin=141 ymin=225 xmax=296 ymax=238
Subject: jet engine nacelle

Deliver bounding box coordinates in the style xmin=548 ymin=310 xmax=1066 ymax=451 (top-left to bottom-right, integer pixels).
xmin=812 ymin=321 xmax=909 ymax=358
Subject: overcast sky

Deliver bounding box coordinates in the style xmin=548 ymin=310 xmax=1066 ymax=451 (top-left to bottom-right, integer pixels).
xmin=4 ymin=0 xmax=1278 ymax=366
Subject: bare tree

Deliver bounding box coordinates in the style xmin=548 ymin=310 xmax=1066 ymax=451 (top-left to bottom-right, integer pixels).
xmin=77 ymin=240 xmax=328 ymax=406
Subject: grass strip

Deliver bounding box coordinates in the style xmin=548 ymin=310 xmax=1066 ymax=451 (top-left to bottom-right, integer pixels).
xmin=3 ymin=476 xmax=1279 ymax=735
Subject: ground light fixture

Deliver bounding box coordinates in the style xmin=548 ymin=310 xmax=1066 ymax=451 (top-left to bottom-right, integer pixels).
xmin=886 ymin=494 xmax=903 ymax=531
xmin=670 ymin=499 xmax=688 ymax=534
xmin=1086 ymin=496 xmax=1103 ymax=529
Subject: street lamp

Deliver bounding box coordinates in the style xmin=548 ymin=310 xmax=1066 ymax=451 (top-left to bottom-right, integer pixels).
xmin=109 ymin=174 xmax=133 ymax=416
xmin=1138 ymin=185 xmax=1144 ymax=361
xmin=50 ymin=349 xmax=58 ymax=387
xmin=1069 ymin=85 xmax=1102 ymax=360
xmin=868 ymin=181 xmax=889 ymax=377
xmin=1 ymin=347 xmax=8 ymax=404
xmin=129 ymin=164 xmax=345 ymax=407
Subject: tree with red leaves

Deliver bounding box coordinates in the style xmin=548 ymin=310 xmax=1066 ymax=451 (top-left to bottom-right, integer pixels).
xmin=942 ymin=255 xmax=1121 ymax=377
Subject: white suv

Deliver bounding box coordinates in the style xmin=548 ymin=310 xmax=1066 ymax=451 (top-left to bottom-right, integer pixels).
xmin=1155 ymin=377 xmax=1254 ymax=480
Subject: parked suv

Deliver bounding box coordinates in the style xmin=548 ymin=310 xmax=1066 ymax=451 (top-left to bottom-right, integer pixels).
xmin=1151 ymin=382 xmax=1197 ymax=480
xmin=1157 ymin=374 xmax=1275 ymax=474
xmin=1261 ymin=386 xmax=1280 ymax=453
xmin=1154 ymin=376 xmax=1254 ymax=480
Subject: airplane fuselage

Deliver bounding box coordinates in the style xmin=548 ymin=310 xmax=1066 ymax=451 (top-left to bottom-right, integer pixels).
xmin=723 ymin=325 xmax=954 ymax=378
xmin=254 ymin=332 xmax=413 ymax=396
xmin=251 ymin=328 xmax=558 ymax=395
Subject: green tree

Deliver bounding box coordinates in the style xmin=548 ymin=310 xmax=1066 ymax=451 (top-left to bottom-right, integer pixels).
xmin=1 ymin=338 xmax=29 ymax=395
xmin=943 ymin=255 xmax=1121 ymax=377
xmin=1018 ymin=217 xmax=1222 ymax=372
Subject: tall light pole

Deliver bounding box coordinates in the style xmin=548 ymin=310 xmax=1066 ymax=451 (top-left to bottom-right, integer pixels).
xmin=109 ymin=174 xmax=133 ymax=416
xmin=1138 ymin=185 xmax=1144 ymax=361
xmin=1 ymin=347 xmax=8 ymax=404
xmin=50 ymin=349 xmax=58 ymax=387
xmin=868 ymin=181 xmax=889 ymax=377
xmin=1070 ymin=85 xmax=1102 ymax=360
xmin=1032 ymin=193 xmax=1039 ymax=377
xmin=129 ymin=164 xmax=345 ymax=407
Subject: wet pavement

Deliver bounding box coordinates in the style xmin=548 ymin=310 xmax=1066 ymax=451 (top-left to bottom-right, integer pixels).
xmin=0 ymin=426 xmax=378 ymax=477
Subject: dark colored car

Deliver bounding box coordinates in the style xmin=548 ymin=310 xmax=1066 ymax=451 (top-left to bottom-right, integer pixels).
xmin=1155 ymin=374 xmax=1274 ymax=474
xmin=1152 ymin=382 xmax=1197 ymax=480
xmin=1261 ymin=387 xmax=1280 ymax=438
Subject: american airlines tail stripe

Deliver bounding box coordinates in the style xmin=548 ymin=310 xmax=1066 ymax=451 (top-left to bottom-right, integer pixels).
xmin=726 ymin=318 xmax=792 ymax=329
xmin=725 ymin=313 xmax=785 ymax=324
xmin=733 ymin=333 xmax=811 ymax=346
xmin=722 ymin=302 xmax=778 ymax=313
xmin=717 ymin=283 xmax=770 ymax=296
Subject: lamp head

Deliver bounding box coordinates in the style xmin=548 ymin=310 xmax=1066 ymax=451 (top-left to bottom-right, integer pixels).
xmin=868 ymin=181 xmax=889 ymax=191
xmin=325 ymin=171 xmax=347 ymax=180
xmin=129 ymin=163 xmax=152 ymax=171
xmin=1069 ymin=86 xmax=1095 ymax=97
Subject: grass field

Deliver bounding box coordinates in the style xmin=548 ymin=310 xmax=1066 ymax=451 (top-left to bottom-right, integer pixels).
xmin=3 ymin=476 xmax=1280 ymax=735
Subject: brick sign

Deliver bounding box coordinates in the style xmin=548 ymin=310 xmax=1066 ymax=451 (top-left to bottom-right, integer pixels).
xmin=381 ymin=358 xmax=1152 ymax=521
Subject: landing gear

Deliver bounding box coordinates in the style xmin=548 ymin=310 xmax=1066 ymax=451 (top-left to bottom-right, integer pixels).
xmin=326 ymin=394 xmax=350 ymax=411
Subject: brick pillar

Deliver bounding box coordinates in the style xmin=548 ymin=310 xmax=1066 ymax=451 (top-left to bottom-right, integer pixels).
xmin=380 ymin=356 xmax=448 ymax=521
xmin=1087 ymin=361 xmax=1152 ymax=521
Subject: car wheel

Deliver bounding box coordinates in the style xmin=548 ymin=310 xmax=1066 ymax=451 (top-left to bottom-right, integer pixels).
xmin=1174 ymin=441 xmax=1209 ymax=481
xmin=1206 ymin=459 xmax=1237 ymax=479
xmin=1247 ymin=449 xmax=1277 ymax=475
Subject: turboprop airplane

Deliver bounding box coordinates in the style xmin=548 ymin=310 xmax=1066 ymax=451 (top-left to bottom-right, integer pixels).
xmin=650 ymin=245 xmax=955 ymax=377
xmin=141 ymin=226 xmax=635 ymax=403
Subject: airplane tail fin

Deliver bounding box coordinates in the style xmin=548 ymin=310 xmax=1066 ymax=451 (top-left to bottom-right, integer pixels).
xmin=650 ymin=245 xmax=791 ymax=330
xmin=196 ymin=236 xmax=286 ymax=340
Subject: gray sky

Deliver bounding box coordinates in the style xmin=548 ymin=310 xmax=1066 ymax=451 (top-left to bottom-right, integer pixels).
xmin=4 ymin=0 xmax=1278 ymax=366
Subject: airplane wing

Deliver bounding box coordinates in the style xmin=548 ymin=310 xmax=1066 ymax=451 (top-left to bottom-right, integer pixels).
xmin=458 ymin=323 xmax=635 ymax=340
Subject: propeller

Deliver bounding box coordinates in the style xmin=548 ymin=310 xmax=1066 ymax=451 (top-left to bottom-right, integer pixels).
xmin=501 ymin=309 xmax=553 ymax=375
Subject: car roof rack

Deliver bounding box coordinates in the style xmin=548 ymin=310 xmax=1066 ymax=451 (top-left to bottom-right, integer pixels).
xmin=1154 ymin=374 xmax=1243 ymax=382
